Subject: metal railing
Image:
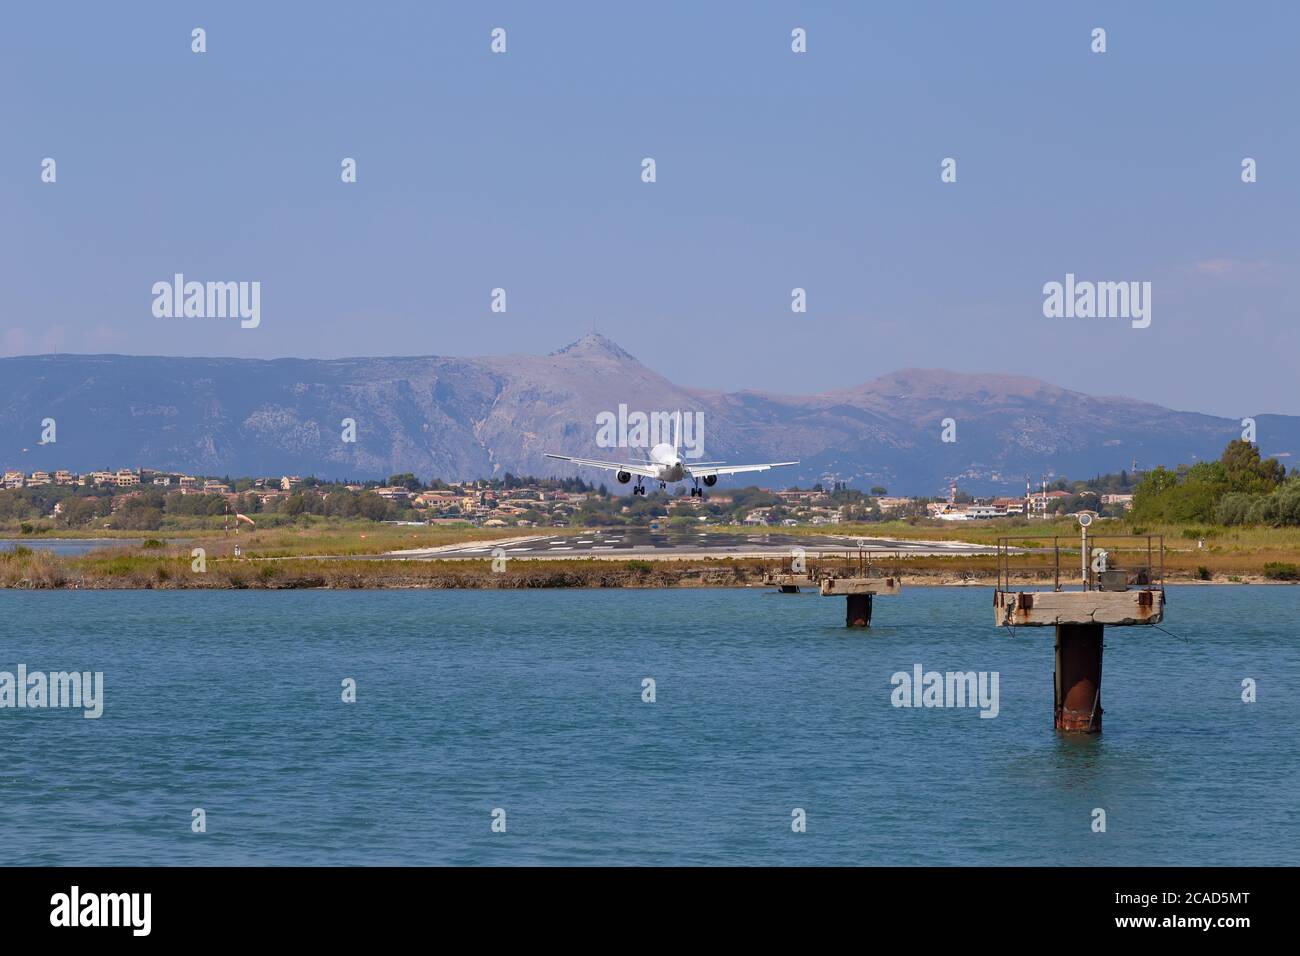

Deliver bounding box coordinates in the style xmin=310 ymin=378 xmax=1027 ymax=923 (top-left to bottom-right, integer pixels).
xmin=995 ymin=534 xmax=1163 ymax=593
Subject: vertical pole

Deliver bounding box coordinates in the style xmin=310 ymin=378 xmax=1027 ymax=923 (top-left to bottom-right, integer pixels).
xmin=1054 ymin=623 xmax=1103 ymax=732
xmin=846 ymin=593 xmax=872 ymax=628
xmin=1081 ymin=525 xmax=1089 ymax=590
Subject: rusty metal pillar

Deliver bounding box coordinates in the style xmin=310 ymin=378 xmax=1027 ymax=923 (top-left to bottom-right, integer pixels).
xmin=1054 ymin=623 xmax=1103 ymax=732
xmin=846 ymin=593 xmax=873 ymax=628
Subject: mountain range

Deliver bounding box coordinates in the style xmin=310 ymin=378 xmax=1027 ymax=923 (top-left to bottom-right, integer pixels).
xmin=2 ymin=334 xmax=1296 ymax=494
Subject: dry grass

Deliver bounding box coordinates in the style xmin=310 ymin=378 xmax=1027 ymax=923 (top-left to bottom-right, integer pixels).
xmin=5 ymin=516 xmax=1300 ymax=588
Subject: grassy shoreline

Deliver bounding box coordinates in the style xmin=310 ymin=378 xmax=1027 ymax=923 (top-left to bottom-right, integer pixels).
xmin=3 ymin=517 xmax=1299 ymax=589
xmin=2 ymin=550 xmax=1294 ymax=590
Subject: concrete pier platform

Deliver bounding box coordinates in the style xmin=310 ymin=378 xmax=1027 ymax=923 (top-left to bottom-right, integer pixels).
xmin=993 ymin=531 xmax=1167 ymax=733
xmin=820 ymin=576 xmax=901 ymax=627
xmin=994 ymin=588 xmax=1163 ymax=733
xmin=820 ymin=576 xmax=901 ymax=597
xmin=994 ymin=588 xmax=1164 ymax=627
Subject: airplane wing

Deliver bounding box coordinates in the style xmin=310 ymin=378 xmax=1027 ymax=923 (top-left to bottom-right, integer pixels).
xmin=686 ymin=462 xmax=799 ymax=478
xmin=545 ymin=454 xmax=659 ymax=478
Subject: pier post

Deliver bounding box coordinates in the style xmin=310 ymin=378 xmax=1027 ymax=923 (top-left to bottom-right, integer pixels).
xmin=820 ymin=574 xmax=896 ymax=627
xmin=846 ymin=593 xmax=873 ymax=628
xmin=1054 ymin=623 xmax=1103 ymax=733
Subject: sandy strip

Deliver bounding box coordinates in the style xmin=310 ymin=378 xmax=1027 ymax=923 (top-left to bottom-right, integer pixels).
xmin=402 ymin=547 xmax=997 ymax=562
xmin=385 ymin=534 xmax=548 ymax=556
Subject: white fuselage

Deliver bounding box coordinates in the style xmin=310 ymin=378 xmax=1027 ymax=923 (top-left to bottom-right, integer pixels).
xmin=648 ymin=443 xmax=685 ymax=482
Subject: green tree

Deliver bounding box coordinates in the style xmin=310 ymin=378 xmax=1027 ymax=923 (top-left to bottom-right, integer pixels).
xmin=357 ymin=492 xmax=391 ymax=521
xmin=60 ymin=497 xmax=98 ymax=527
xmin=1221 ymin=439 xmax=1286 ymax=494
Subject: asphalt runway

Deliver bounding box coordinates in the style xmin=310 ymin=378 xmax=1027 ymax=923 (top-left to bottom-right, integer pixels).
xmin=392 ymin=529 xmax=998 ymax=560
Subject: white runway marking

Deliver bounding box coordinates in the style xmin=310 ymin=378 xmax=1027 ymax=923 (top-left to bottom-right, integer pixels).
xmin=548 ymin=546 xmax=574 ymax=551
xmin=507 ymin=548 xmax=532 ymax=552
xmin=592 ymin=546 xmax=614 ymax=550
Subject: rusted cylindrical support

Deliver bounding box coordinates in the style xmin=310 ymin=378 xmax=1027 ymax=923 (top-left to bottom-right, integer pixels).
xmin=846 ymin=593 xmax=873 ymax=628
xmin=1054 ymin=623 xmax=1103 ymax=732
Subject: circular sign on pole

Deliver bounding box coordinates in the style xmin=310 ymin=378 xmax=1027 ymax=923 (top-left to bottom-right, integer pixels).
xmin=1077 ymin=512 xmax=1093 ymax=528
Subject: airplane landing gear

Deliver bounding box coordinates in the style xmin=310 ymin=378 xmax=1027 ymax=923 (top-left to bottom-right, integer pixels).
xmin=633 ymin=479 xmax=646 ymax=496
xmin=689 ymin=480 xmax=703 ymax=497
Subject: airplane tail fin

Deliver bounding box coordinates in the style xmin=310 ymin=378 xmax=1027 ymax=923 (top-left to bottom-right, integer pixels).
xmin=673 ymin=410 xmax=681 ymax=458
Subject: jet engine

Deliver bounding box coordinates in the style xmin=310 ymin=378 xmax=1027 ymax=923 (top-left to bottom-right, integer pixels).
xmin=616 ymin=471 xmax=632 ymax=484
xmin=702 ymin=475 xmax=718 ymax=487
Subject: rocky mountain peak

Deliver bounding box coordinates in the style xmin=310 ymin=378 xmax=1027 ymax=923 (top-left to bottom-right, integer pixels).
xmin=549 ymin=333 xmax=638 ymax=363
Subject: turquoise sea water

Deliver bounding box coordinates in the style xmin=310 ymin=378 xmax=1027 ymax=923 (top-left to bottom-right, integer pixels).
xmin=1 ymin=586 xmax=1296 ymax=865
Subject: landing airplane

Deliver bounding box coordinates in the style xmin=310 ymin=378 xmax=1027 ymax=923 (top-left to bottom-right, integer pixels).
xmin=545 ymin=413 xmax=797 ymax=496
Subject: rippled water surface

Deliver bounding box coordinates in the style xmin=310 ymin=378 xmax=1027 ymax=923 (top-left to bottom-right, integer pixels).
xmin=1 ymin=586 xmax=1296 ymax=865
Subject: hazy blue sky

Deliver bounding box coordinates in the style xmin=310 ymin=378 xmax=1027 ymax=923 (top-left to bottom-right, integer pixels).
xmin=3 ymin=2 xmax=1296 ymax=417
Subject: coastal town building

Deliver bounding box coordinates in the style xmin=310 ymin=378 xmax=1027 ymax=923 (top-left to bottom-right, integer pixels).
xmin=875 ymin=496 xmax=914 ymax=513
xmin=1029 ymin=490 xmax=1072 ymax=516
xmin=0 ymin=460 xmax=1143 ymax=532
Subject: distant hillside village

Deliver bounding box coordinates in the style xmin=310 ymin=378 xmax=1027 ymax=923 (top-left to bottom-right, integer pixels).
xmin=6 ymin=440 xmax=1292 ymax=533
xmin=0 ymin=463 xmax=1135 ymax=532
